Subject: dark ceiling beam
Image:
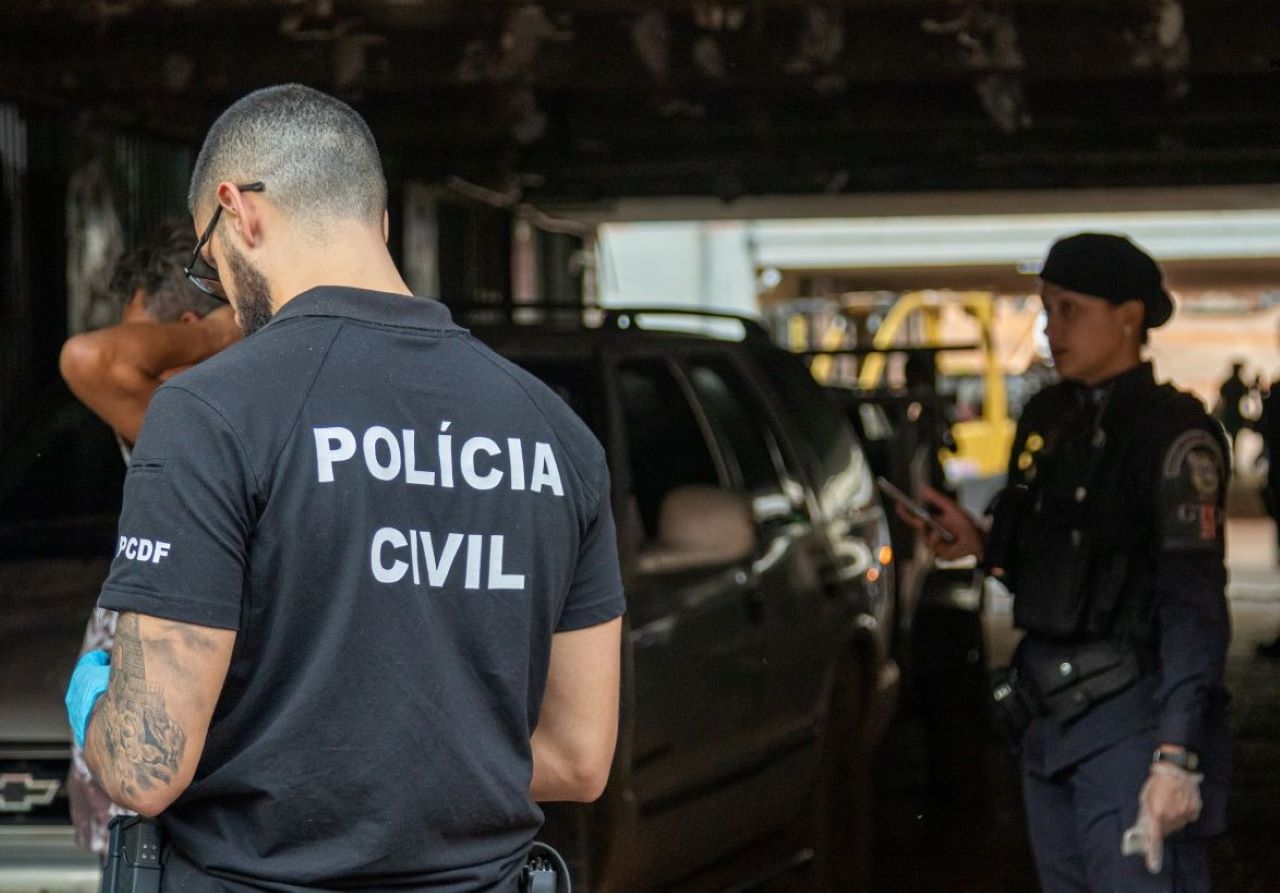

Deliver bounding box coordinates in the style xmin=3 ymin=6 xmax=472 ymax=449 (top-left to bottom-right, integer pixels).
xmin=0 ymin=0 xmax=1189 ymax=19
xmin=0 ymin=0 xmax=1276 ymax=201
xmin=2 ymin=2 xmax=1277 ymax=90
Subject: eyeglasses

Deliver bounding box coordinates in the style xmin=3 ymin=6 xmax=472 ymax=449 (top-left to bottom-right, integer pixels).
xmin=184 ymin=181 xmax=266 ymax=300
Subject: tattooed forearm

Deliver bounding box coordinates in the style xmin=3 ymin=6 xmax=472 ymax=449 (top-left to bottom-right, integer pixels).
xmin=85 ymin=614 xmax=187 ymax=808
xmin=82 ymin=612 xmax=234 ymax=815
xmin=116 ymin=613 xmax=148 ymax=681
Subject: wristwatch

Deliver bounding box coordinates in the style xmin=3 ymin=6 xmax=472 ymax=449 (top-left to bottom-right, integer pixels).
xmin=1152 ymin=747 xmax=1200 ymax=772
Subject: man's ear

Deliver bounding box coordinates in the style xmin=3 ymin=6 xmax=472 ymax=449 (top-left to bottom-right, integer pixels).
xmin=382 ymin=211 xmax=390 ymax=244
xmin=178 ymin=310 xmax=200 ymax=325
xmin=216 ymin=181 xmax=264 ymax=249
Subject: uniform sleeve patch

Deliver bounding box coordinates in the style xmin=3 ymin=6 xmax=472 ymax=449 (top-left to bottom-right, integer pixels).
xmin=1160 ymin=429 xmax=1225 ymax=551
xmin=1162 ymin=429 xmax=1222 ymax=488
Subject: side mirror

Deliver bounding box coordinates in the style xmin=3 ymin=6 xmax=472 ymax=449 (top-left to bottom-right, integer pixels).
xmin=636 ymin=485 xmax=756 ymax=575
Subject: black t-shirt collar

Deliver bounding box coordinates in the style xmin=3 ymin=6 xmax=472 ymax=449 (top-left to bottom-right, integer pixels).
xmin=267 ymin=286 xmax=461 ymax=332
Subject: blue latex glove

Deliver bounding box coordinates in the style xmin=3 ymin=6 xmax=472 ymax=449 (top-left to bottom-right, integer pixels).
xmin=65 ymin=650 xmax=111 ymax=749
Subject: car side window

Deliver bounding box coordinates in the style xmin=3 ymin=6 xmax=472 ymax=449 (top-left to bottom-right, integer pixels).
xmin=684 ymin=355 xmax=805 ymax=523
xmin=751 ymin=346 xmax=875 ymax=517
xmin=617 ymin=358 xmax=722 ymax=540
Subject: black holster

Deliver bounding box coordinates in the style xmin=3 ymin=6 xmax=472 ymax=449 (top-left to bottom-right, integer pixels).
xmin=520 ymin=842 xmax=571 ymax=893
xmin=101 ymin=815 xmax=164 ymax=893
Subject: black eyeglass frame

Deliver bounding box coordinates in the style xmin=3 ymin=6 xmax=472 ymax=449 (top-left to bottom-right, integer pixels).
xmin=184 ymin=181 xmax=266 ymax=300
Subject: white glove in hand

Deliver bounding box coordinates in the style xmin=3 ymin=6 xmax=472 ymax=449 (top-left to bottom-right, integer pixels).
xmin=1121 ymin=814 xmax=1162 ymax=874
xmin=1121 ymin=762 xmax=1203 ymax=875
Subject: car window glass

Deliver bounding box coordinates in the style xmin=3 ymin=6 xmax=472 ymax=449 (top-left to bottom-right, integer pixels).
xmin=685 ymin=356 xmax=800 ymax=523
xmin=752 ymin=346 xmax=874 ymax=516
xmin=617 ymin=359 xmax=721 ymax=540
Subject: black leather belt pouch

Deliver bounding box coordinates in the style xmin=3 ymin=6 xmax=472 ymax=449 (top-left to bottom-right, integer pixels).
xmin=1026 ymin=640 xmax=1140 ymax=727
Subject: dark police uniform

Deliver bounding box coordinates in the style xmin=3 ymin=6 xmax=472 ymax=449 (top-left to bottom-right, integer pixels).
xmin=990 ymin=362 xmax=1230 ymax=892
xmin=96 ymin=287 xmax=626 ymax=890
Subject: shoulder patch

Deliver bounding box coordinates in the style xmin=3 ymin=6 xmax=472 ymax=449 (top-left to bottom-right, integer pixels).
xmin=1162 ymin=429 xmax=1223 ymax=488
xmin=1159 ymin=428 xmax=1225 ymax=552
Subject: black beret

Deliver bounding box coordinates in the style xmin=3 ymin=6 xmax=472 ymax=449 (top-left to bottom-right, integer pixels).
xmin=1039 ymin=232 xmax=1174 ymax=329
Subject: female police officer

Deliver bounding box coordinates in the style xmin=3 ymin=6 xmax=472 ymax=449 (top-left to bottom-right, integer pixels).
xmin=903 ymin=233 xmax=1230 ymax=892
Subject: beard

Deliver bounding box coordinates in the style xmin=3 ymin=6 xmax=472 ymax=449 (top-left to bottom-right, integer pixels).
xmin=224 ymin=241 xmax=275 ymax=337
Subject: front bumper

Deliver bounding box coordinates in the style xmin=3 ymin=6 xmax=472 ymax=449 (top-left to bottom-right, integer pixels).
xmin=0 ymin=826 xmax=99 ymax=892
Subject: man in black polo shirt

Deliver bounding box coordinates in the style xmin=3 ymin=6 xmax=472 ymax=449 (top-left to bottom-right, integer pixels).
xmin=66 ymin=84 xmax=625 ymax=890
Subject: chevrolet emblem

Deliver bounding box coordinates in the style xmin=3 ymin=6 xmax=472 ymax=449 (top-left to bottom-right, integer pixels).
xmin=0 ymin=773 xmax=60 ymax=813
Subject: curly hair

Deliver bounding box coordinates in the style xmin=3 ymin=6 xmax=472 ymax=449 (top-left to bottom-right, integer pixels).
xmin=109 ymin=219 xmax=221 ymax=322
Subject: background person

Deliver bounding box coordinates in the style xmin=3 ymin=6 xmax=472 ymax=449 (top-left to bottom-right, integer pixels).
xmin=60 ymin=220 xmax=241 ymax=859
xmin=60 ymin=220 xmax=241 ymax=448
xmin=1214 ymin=360 xmax=1249 ymax=466
xmin=900 ymin=233 xmax=1230 ymax=892
xmin=66 ymin=83 xmax=624 ymax=889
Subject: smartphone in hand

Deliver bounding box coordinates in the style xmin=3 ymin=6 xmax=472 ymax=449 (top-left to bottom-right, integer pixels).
xmin=876 ymin=477 xmax=957 ymax=544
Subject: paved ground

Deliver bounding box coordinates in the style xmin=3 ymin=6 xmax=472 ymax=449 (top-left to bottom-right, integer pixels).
xmin=868 ymin=506 xmax=1280 ymax=892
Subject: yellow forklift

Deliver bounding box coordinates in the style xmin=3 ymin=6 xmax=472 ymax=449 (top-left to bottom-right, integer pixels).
xmin=782 ymin=290 xmax=1016 ymax=482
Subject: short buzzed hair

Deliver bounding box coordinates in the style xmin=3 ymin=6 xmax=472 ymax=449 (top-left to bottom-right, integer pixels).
xmin=110 ymin=219 xmax=221 ymax=321
xmin=188 ymin=84 xmax=386 ymax=228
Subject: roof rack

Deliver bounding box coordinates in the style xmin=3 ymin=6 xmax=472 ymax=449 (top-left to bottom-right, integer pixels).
xmin=797 ymin=342 xmax=981 ymax=358
xmin=601 ymin=307 xmax=772 ymax=341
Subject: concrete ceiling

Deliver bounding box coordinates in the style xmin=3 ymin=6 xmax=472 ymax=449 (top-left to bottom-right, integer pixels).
xmin=2 ymin=1 xmax=1277 ymax=203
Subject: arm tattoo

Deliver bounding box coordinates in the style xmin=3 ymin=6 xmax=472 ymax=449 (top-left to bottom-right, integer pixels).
xmin=89 ymin=614 xmax=187 ymax=802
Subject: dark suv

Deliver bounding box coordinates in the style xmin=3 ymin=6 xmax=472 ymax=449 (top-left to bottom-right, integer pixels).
xmin=0 ymin=309 xmax=899 ymax=891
